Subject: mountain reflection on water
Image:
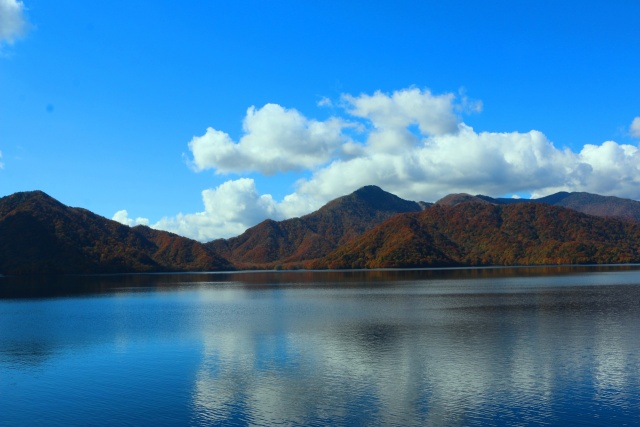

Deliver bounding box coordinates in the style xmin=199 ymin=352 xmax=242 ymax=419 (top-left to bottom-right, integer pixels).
xmin=2 ymin=264 xmax=638 ymax=299
xmin=1 ymin=266 xmax=640 ymax=426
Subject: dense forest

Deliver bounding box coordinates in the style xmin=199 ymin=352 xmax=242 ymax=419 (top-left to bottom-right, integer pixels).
xmin=0 ymin=191 xmax=232 ymax=274
xmin=2 ymin=187 xmax=640 ymax=275
xmin=312 ymin=203 xmax=640 ymax=269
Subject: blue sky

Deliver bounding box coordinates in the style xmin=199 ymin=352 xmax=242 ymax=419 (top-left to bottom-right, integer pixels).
xmin=1 ymin=0 xmax=639 ymax=241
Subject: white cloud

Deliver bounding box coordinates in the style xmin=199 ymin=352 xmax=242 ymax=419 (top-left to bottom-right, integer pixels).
xmin=112 ymin=210 xmax=150 ymax=227
xmin=554 ymin=141 xmax=640 ymax=197
xmin=136 ymin=87 xmax=640 ymax=242
xmin=0 ymin=0 xmax=27 ymax=44
xmin=115 ymin=178 xmax=319 ymax=242
xmin=152 ymin=178 xmax=284 ymax=241
xmin=317 ymin=96 xmax=333 ymax=107
xmin=342 ymin=87 xmax=460 ymax=137
xmin=188 ymin=103 xmax=348 ymax=175
xmin=630 ymin=117 xmax=640 ymax=138
xmin=0 ymin=150 xmax=4 ymax=169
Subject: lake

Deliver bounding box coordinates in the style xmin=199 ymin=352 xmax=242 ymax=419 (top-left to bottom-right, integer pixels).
xmin=2 ymin=266 xmax=640 ymax=426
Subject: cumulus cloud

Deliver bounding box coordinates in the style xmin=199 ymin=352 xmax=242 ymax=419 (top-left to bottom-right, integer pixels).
xmin=293 ymin=126 xmax=640 ymax=204
xmin=343 ymin=87 xmax=460 ymax=137
xmin=548 ymin=141 xmax=640 ymax=197
xmin=289 ymin=125 xmax=571 ymax=204
xmin=0 ymin=0 xmax=27 ymax=44
xmin=135 ymin=87 xmax=640 ymax=242
xmin=630 ymin=117 xmax=640 ymax=138
xmin=112 ymin=210 xmax=150 ymax=227
xmin=114 ymin=177 xmax=342 ymax=242
xmin=114 ymin=179 xmax=293 ymax=241
xmin=151 ymin=178 xmax=285 ymax=241
xmin=188 ymin=104 xmax=348 ymax=175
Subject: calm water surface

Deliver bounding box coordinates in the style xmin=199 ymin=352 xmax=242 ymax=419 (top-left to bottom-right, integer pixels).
xmin=1 ymin=266 xmax=640 ymax=426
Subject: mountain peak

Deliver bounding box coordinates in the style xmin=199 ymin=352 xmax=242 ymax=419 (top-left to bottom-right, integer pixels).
xmin=207 ymin=185 xmax=422 ymax=268
xmin=352 ymin=185 xmax=385 ymax=197
xmin=0 ymin=191 xmax=232 ymax=274
xmin=435 ymin=193 xmax=492 ymax=207
xmin=0 ymin=190 xmax=67 ymax=219
xmin=320 ymin=185 xmax=421 ymax=215
xmin=535 ymin=191 xmax=571 ymax=205
xmin=2 ymin=190 xmax=57 ymax=204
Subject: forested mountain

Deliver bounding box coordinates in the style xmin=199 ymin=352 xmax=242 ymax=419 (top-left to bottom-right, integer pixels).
xmin=312 ymin=202 xmax=640 ymax=269
xmin=3 ymin=188 xmax=640 ymax=275
xmin=207 ymin=188 xmax=640 ymax=270
xmin=206 ymin=185 xmax=423 ymax=269
xmin=474 ymin=192 xmax=640 ymax=222
xmin=0 ymin=191 xmax=232 ymax=274
xmin=435 ymin=193 xmax=493 ymax=207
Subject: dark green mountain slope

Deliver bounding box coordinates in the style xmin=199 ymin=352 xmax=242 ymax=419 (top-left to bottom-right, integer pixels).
xmin=206 ymin=185 xmax=423 ymax=268
xmin=314 ymin=202 xmax=640 ymax=269
xmin=0 ymin=191 xmax=232 ymax=274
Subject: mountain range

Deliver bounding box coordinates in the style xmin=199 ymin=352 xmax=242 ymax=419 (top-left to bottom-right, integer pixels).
xmin=442 ymin=192 xmax=640 ymax=223
xmin=2 ymin=187 xmax=640 ymax=275
xmin=313 ymin=202 xmax=640 ymax=269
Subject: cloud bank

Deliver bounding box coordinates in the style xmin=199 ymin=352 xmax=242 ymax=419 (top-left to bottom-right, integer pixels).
xmin=0 ymin=0 xmax=27 ymax=44
xmin=631 ymin=117 xmax=640 ymax=139
xmin=114 ymin=87 xmax=640 ymax=241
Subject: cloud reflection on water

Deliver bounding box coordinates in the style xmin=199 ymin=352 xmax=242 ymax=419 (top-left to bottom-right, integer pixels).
xmin=1 ymin=268 xmax=639 ymax=425
xmin=187 ymin=277 xmax=640 ymax=426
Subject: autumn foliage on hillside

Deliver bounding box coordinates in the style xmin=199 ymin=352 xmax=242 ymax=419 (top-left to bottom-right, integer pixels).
xmin=207 ymin=185 xmax=422 ymax=269
xmin=3 ymin=188 xmax=640 ymax=275
xmin=479 ymin=192 xmax=640 ymax=223
xmin=313 ymin=202 xmax=640 ymax=269
xmin=0 ymin=191 xmax=233 ymax=275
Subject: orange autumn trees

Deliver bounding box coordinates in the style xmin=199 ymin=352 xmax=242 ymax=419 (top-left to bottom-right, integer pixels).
xmin=315 ymin=202 xmax=640 ymax=269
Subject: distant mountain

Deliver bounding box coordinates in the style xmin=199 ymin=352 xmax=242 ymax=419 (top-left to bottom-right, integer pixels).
xmin=0 ymin=191 xmax=233 ymax=275
xmin=206 ymin=185 xmax=423 ymax=269
xmin=435 ymin=193 xmax=492 ymax=207
xmin=313 ymin=202 xmax=640 ymax=269
xmin=472 ymin=192 xmax=640 ymax=223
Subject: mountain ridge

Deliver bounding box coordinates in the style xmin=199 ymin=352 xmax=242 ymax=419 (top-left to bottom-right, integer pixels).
xmin=0 ymin=190 xmax=233 ymax=275
xmin=3 ymin=187 xmax=640 ymax=275
xmin=206 ymin=185 xmax=423 ymax=268
xmin=467 ymin=192 xmax=640 ymax=223
xmin=312 ymin=202 xmax=640 ymax=269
